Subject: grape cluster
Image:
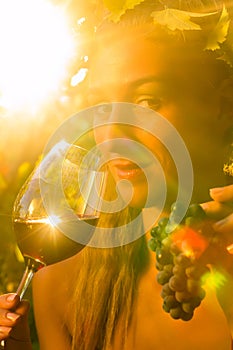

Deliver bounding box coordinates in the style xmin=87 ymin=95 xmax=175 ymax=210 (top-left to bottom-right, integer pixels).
xmin=148 ymin=203 xmax=211 ymax=321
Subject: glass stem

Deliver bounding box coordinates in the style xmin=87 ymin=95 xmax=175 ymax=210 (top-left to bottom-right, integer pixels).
xmin=16 ymin=256 xmax=44 ymax=299
xmin=16 ymin=266 xmax=34 ymax=300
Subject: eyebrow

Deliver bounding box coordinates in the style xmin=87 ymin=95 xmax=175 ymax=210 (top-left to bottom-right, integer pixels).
xmin=128 ymin=75 xmax=164 ymax=88
xmin=89 ymin=75 xmax=164 ymax=94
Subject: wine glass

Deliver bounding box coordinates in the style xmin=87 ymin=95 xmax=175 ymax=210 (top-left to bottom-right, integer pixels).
xmin=12 ymin=141 xmax=107 ymax=299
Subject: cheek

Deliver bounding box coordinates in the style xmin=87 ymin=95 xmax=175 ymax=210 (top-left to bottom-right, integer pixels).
xmin=135 ymin=129 xmax=178 ymax=181
xmin=93 ymin=126 xmax=106 ymax=146
xmin=135 ymin=129 xmax=172 ymax=166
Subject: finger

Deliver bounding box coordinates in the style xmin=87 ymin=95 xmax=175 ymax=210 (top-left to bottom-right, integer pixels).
xmin=213 ymin=213 xmax=233 ymax=240
xmin=14 ymin=300 xmax=30 ymax=318
xmin=0 ymin=309 xmax=21 ymax=327
xmin=0 ymin=326 xmax=13 ymax=341
xmin=0 ymin=294 xmax=19 ymax=310
xmin=209 ymin=184 xmax=233 ymax=203
xmin=200 ymin=201 xmax=232 ymax=220
xmin=199 ymin=243 xmax=233 ymax=276
xmin=200 ymin=213 xmax=233 ymax=250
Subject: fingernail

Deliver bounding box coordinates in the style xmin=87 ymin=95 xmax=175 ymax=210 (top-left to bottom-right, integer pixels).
xmin=213 ymin=217 xmax=228 ymax=229
xmin=6 ymin=313 xmax=20 ymax=321
xmin=6 ymin=294 xmax=17 ymax=302
xmin=210 ymin=187 xmax=224 ymax=196
xmin=200 ymin=203 xmax=208 ymax=210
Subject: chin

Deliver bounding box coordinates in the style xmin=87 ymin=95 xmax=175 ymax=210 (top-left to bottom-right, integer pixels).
xmin=128 ymin=193 xmax=147 ymax=209
xmin=114 ymin=176 xmax=147 ymax=209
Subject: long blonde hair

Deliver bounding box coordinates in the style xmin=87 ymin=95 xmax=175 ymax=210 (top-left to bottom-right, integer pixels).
xmin=71 ymin=201 xmax=150 ymax=350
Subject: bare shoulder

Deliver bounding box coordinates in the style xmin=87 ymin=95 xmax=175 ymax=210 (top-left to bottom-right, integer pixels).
xmin=33 ymin=251 xmax=81 ymax=300
xmin=32 ymin=253 xmax=82 ymax=349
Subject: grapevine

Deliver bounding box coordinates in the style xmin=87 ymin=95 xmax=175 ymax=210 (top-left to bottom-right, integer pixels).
xmin=148 ymin=203 xmax=213 ymax=321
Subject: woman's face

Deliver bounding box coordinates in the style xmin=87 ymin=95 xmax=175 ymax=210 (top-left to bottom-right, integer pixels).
xmin=88 ymin=31 xmax=231 ymax=208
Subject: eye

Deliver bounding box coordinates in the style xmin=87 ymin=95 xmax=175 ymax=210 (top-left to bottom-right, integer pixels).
xmin=135 ymin=96 xmax=162 ymax=111
xmin=97 ymin=103 xmax=112 ymax=114
xmin=93 ymin=103 xmax=113 ymax=125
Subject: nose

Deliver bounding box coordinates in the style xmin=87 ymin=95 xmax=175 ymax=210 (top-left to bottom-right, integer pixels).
xmin=93 ymin=103 xmax=138 ymax=156
xmin=93 ymin=103 xmax=155 ymax=166
xmin=93 ymin=102 xmax=137 ymax=139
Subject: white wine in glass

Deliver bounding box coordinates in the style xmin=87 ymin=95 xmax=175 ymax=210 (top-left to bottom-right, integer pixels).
xmin=12 ymin=141 xmax=106 ymax=298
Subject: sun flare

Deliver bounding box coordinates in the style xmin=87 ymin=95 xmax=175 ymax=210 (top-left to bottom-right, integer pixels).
xmin=0 ymin=0 xmax=75 ymax=112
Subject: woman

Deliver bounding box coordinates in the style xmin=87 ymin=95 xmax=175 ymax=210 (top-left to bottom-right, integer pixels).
xmin=1 ymin=0 xmax=233 ymax=349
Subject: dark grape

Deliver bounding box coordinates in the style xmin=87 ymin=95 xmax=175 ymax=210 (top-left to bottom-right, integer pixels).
xmin=163 ymin=264 xmax=173 ymax=274
xmin=182 ymin=302 xmax=194 ymax=314
xmin=155 ymin=261 xmax=164 ymax=271
xmin=156 ymin=270 xmax=172 ymax=285
xmin=156 ymin=248 xmax=173 ymax=265
xmin=182 ymin=296 xmax=202 ymax=314
xmin=148 ymin=202 xmax=211 ymax=321
xmin=163 ymin=301 xmax=170 ymax=313
xmin=170 ymin=242 xmax=181 ymax=255
xmin=185 ymin=216 xmax=198 ymax=227
xmin=186 ymin=278 xmax=202 ymax=296
xmin=172 ymin=264 xmax=186 ymax=276
xmin=163 ymin=295 xmax=179 ymax=309
xmin=181 ymin=311 xmax=193 ymax=321
xmin=148 ymin=238 xmax=157 ymax=252
xmin=169 ymin=275 xmax=186 ymax=292
xmin=186 ymin=203 xmax=206 ymax=219
xmin=175 ymin=290 xmax=192 ymax=303
xmin=198 ymin=288 xmax=206 ymax=300
xmin=174 ymin=254 xmax=192 ymax=268
xmin=161 ymin=237 xmax=172 ymax=248
xmin=185 ymin=264 xmax=210 ymax=280
xmin=161 ymin=283 xmax=173 ymax=298
xmin=158 ymin=217 xmax=170 ymax=228
xmin=170 ymin=306 xmax=183 ymax=319
xmin=150 ymin=226 xmax=162 ymax=238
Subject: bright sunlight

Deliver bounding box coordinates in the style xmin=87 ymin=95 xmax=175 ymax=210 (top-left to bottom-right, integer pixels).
xmin=0 ymin=0 xmax=75 ymax=113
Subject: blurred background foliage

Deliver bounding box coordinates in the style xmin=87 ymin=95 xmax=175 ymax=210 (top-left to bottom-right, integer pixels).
xmin=0 ymin=106 xmax=83 ymax=348
xmin=0 ymin=58 xmax=88 ymax=347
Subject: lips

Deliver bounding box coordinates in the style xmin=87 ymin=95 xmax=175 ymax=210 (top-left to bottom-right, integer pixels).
xmin=98 ymin=139 xmax=155 ymax=168
xmin=109 ymin=159 xmax=145 ymax=179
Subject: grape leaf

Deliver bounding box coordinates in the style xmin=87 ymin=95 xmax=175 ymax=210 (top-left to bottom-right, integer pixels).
xmin=205 ymin=6 xmax=230 ymax=51
xmin=217 ymin=51 xmax=233 ymax=67
xmin=151 ymin=8 xmax=217 ymax=31
xmin=103 ymin=0 xmax=126 ymax=13
xmin=104 ymin=0 xmax=145 ymax=23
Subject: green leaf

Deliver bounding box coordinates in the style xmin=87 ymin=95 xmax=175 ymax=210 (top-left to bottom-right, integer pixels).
xmin=151 ymin=8 xmax=217 ymax=31
xmin=103 ymin=0 xmax=125 ymax=13
xmin=104 ymin=0 xmax=145 ymax=23
xmin=217 ymin=52 xmax=233 ymax=67
xmin=205 ymin=6 xmax=230 ymax=51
